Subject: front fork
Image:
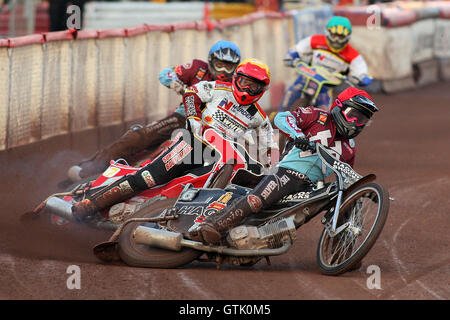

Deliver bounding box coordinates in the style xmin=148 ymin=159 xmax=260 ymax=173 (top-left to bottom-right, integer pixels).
xmin=322 ymin=189 xmax=350 ymax=238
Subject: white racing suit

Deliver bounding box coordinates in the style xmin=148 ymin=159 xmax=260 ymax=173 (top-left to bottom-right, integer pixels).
xmin=184 ymin=80 xmax=278 ymax=159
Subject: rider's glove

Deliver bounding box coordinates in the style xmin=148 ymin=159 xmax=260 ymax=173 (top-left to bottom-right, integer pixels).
xmin=294 ymin=136 xmax=315 ymax=152
xmin=158 ymin=67 xmax=178 ymax=87
xmin=169 ymin=79 xmax=186 ymax=95
xmin=283 ymin=48 xmax=300 ymax=68
xmin=349 ymin=74 xmax=373 ymax=87
xmin=187 ymin=117 xmax=203 ymax=137
xmin=359 ymin=75 xmax=373 ymax=87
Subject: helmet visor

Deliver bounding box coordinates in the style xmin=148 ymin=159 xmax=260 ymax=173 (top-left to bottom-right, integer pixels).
xmin=236 ymin=75 xmax=266 ymax=96
xmin=342 ymin=107 xmax=369 ymax=127
xmin=212 ymin=57 xmax=238 ymax=74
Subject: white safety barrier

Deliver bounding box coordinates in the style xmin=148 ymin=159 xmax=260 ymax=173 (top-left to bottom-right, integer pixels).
xmin=1 ymin=1 xmax=449 ymax=151
xmin=0 ymin=11 xmax=296 ymax=151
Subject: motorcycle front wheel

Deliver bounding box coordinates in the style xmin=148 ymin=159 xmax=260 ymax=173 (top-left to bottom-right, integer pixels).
xmin=118 ymin=197 xmax=202 ymax=268
xmin=316 ymin=182 xmax=390 ymax=276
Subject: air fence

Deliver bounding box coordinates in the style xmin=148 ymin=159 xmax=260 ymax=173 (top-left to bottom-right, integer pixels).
xmin=0 ymin=1 xmax=449 ymax=151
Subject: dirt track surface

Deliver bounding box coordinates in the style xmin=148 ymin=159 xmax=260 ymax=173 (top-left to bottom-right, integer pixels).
xmin=0 ymin=82 xmax=449 ymax=301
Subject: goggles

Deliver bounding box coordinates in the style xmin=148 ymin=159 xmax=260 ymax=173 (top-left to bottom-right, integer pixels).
xmin=342 ymin=107 xmax=370 ymax=127
xmin=236 ymin=75 xmax=266 ymax=96
xmin=328 ymin=33 xmax=349 ymax=43
xmin=212 ymin=58 xmax=237 ymax=74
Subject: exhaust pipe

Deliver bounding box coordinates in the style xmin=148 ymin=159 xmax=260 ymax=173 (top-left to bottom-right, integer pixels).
xmin=134 ymin=226 xmax=292 ymax=257
xmin=42 ymin=197 xmax=118 ymax=231
xmin=44 ymin=196 xmax=76 ymax=222
xmin=134 ymin=226 xmax=184 ymax=251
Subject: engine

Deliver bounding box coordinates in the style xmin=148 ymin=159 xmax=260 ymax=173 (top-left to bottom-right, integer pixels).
xmin=227 ymin=216 xmax=296 ymax=250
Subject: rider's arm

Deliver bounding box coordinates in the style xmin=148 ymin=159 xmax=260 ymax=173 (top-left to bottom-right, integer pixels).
xmin=182 ymin=81 xmax=214 ymax=135
xmin=348 ymin=55 xmax=372 ymax=86
xmin=158 ymin=67 xmax=178 ymax=87
xmin=283 ymin=36 xmax=313 ymax=67
xmin=183 ymin=88 xmax=203 ymax=136
xmin=158 ymin=67 xmax=186 ymax=95
xmin=273 ymin=111 xmax=307 ymax=140
xmin=159 ymin=59 xmax=206 ymax=95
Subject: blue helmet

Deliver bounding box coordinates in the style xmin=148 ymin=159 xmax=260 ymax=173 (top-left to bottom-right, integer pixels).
xmin=208 ymin=40 xmax=241 ymax=81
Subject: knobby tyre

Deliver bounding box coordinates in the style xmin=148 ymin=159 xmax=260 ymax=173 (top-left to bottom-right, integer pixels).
xmin=118 ymin=198 xmax=202 ymax=268
xmin=316 ymin=182 xmax=390 ymax=276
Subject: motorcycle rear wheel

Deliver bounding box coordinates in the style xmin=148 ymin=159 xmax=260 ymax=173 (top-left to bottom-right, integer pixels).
xmin=118 ymin=197 xmax=202 ymax=268
xmin=316 ymin=182 xmax=389 ymax=276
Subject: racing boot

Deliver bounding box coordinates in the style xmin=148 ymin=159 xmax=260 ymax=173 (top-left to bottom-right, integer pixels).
xmin=189 ymin=195 xmax=263 ymax=244
xmin=71 ymin=174 xmax=153 ymax=221
xmin=76 ymin=113 xmax=185 ymax=179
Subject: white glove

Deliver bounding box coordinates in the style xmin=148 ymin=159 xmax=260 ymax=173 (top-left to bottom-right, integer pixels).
xmin=187 ymin=117 xmax=203 ymax=137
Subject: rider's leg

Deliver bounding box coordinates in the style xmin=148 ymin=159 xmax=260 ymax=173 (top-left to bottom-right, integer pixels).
xmin=189 ymin=167 xmax=312 ymax=244
xmin=72 ymin=130 xmax=204 ymax=220
xmin=77 ymin=111 xmax=186 ymax=178
xmin=277 ymin=75 xmax=306 ymax=112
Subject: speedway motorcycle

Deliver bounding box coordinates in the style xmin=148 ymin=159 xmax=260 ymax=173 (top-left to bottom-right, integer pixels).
xmin=27 ymin=128 xmax=266 ymax=232
xmin=109 ymin=143 xmax=390 ymax=276
xmin=285 ymin=61 xmax=357 ymax=111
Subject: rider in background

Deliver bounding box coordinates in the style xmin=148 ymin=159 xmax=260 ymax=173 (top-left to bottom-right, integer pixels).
xmin=69 ymin=40 xmax=241 ymax=180
xmin=71 ymin=58 xmax=279 ymax=220
xmin=190 ymin=87 xmax=378 ymax=245
xmin=279 ymin=16 xmax=373 ymax=112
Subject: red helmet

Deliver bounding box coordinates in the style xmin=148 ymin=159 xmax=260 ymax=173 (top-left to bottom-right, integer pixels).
xmin=232 ymin=58 xmax=270 ymax=105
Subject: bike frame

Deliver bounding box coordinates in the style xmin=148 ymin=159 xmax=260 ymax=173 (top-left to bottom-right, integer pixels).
xmin=294 ymin=61 xmax=343 ymax=105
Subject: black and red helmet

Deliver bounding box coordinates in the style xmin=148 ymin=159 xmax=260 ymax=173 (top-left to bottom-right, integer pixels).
xmin=331 ymin=87 xmax=378 ymax=139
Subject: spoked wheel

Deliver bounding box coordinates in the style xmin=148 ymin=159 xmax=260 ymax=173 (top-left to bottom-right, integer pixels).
xmin=317 ymin=182 xmax=390 ymax=276
xmin=118 ymin=198 xmax=202 ymax=268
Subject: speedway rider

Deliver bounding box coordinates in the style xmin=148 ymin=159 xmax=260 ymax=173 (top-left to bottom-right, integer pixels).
xmin=69 ymin=40 xmax=241 ymax=180
xmin=71 ymin=58 xmax=280 ymax=220
xmin=190 ymin=87 xmax=378 ymax=245
xmin=279 ymin=16 xmax=373 ymax=112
